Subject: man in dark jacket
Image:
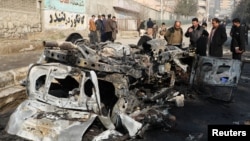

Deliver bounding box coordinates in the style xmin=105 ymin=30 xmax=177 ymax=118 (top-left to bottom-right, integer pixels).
xmin=105 ymin=14 xmax=114 ymax=42
xmin=101 ymin=14 xmax=107 ymax=42
xmin=230 ymin=18 xmax=245 ymax=60
xmin=137 ymin=32 xmax=152 ymax=54
xmin=95 ymin=15 xmax=103 ymax=43
xmin=147 ymin=18 xmax=154 ymax=38
xmin=241 ymin=22 xmax=249 ymax=45
xmin=208 ymin=18 xmax=227 ymax=57
xmin=147 ymin=18 xmax=154 ymax=28
xmin=185 ymin=18 xmax=209 ymax=56
xmin=138 ymin=20 xmax=146 ymax=36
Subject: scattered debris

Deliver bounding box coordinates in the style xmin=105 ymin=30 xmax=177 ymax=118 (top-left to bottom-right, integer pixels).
xmin=167 ymin=93 xmax=185 ymax=107
xmin=19 ymin=45 xmax=34 ymax=52
xmin=233 ymin=120 xmax=250 ymax=125
xmin=185 ymin=133 xmax=204 ymax=141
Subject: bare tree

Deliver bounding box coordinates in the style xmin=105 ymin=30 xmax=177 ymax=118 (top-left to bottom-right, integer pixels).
xmin=174 ymin=0 xmax=198 ymax=18
xmin=137 ymin=4 xmax=150 ymax=21
xmin=232 ymin=0 xmax=250 ymax=23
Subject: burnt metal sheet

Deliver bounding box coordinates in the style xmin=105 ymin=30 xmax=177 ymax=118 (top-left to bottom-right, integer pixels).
xmin=6 ymin=99 xmax=97 ymax=141
xmin=190 ymin=56 xmax=242 ymax=101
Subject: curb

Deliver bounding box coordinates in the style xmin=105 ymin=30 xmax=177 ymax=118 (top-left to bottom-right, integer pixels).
xmin=0 ymin=85 xmax=26 ymax=108
xmin=0 ymin=67 xmax=29 ymax=110
xmin=0 ymin=67 xmax=28 ymax=112
xmin=0 ymin=66 xmax=28 ymax=89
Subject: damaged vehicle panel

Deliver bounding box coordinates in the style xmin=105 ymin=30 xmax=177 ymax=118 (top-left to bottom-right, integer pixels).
xmin=190 ymin=56 xmax=242 ymax=101
xmin=5 ymin=33 xmax=242 ymax=141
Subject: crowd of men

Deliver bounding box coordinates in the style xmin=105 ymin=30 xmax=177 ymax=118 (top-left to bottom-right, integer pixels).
xmin=89 ymin=14 xmax=118 ymax=44
xmin=137 ymin=17 xmax=249 ymax=61
xmin=88 ymin=14 xmax=248 ymax=61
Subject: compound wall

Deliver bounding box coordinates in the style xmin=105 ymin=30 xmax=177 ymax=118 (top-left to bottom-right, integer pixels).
xmin=43 ymin=0 xmax=86 ymax=30
xmin=0 ymin=0 xmax=41 ymax=38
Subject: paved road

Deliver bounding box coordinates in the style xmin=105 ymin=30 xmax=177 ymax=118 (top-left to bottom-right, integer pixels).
xmin=0 ymin=24 xmax=193 ymax=72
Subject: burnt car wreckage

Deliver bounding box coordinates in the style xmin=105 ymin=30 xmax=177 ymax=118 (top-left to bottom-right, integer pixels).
xmin=5 ymin=33 xmax=242 ymax=141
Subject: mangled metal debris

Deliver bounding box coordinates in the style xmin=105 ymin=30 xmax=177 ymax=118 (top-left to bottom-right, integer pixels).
xmin=167 ymin=92 xmax=185 ymax=107
xmin=5 ymin=33 xmax=242 ymax=140
xmin=190 ymin=56 xmax=242 ymax=101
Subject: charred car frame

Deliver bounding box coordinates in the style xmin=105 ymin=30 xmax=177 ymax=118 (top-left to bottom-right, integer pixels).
xmin=5 ymin=33 xmax=242 ymax=141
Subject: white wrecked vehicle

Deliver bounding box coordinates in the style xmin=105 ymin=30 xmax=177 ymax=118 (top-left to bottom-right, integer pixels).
xmin=5 ymin=33 xmax=242 ymax=141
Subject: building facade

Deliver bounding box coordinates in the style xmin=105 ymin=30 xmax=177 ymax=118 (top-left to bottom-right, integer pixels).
xmin=209 ymin=0 xmax=239 ymax=19
xmin=0 ymin=0 xmax=180 ymax=39
xmin=197 ymin=0 xmax=209 ymax=22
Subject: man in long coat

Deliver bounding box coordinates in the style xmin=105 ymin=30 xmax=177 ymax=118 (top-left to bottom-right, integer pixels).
xmin=209 ymin=18 xmax=227 ymax=57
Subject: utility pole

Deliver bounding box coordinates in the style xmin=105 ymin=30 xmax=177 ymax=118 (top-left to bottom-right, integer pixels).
xmin=161 ymin=0 xmax=163 ymax=23
xmin=207 ymin=0 xmax=210 ymax=22
xmin=38 ymin=0 xmax=43 ymax=32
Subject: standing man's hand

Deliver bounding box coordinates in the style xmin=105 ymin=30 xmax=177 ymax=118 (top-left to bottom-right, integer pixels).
xmin=235 ymin=47 xmax=243 ymax=54
xmin=188 ymin=28 xmax=193 ymax=33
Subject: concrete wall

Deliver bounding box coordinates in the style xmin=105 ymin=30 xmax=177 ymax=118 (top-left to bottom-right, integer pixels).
xmin=0 ymin=0 xmax=41 ymax=38
xmin=86 ymin=0 xmax=114 ymax=16
xmin=43 ymin=10 xmax=86 ymax=30
xmin=113 ymin=0 xmax=140 ymax=18
xmin=0 ymin=0 xmax=87 ymax=39
xmin=43 ymin=0 xmax=86 ymax=30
